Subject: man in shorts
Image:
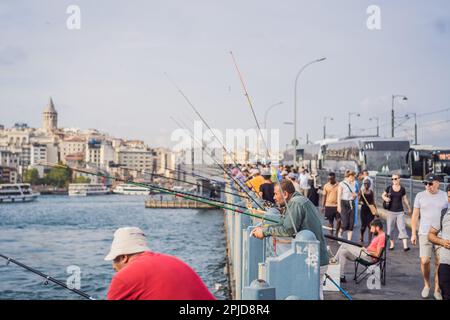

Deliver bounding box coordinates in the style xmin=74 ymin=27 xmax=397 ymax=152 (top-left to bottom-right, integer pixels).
xmin=411 ymin=173 xmax=449 ymax=300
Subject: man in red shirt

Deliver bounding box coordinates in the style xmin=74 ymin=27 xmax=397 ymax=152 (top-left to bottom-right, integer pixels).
xmin=331 ymin=219 xmax=386 ymax=283
xmin=105 ymin=227 xmax=215 ymax=300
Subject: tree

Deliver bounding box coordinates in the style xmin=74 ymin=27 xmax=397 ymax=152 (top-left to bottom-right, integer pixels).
xmin=45 ymin=166 xmax=71 ymax=188
xmin=23 ymin=168 xmax=40 ymax=185
xmin=73 ymin=176 xmax=91 ymax=184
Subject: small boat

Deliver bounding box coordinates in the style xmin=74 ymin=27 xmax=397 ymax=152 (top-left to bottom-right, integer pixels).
xmin=0 ymin=183 xmax=39 ymax=203
xmin=68 ymin=183 xmax=109 ymax=196
xmin=112 ymin=183 xmax=150 ymax=195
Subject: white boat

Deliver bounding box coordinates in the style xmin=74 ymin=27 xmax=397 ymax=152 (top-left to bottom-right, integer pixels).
xmin=112 ymin=183 xmax=150 ymax=195
xmin=0 ymin=183 xmax=39 ymax=203
xmin=68 ymin=183 xmax=109 ymax=196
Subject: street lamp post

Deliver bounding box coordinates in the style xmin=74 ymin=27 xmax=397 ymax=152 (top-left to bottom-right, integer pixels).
xmin=264 ymin=101 xmax=284 ymax=129
xmin=293 ymin=57 xmax=326 ymax=167
xmin=391 ymin=94 xmax=408 ymax=137
xmin=369 ymin=117 xmax=380 ymax=137
xmin=323 ymin=116 xmax=334 ymax=139
xmin=348 ymin=112 xmax=360 ymax=137
xmin=405 ymin=113 xmax=418 ymax=145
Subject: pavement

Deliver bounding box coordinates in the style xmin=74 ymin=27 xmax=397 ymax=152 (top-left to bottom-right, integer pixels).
xmin=323 ymin=209 xmax=441 ymax=300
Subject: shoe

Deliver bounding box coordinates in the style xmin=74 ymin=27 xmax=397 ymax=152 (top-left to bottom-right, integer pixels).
xmin=389 ymin=246 xmax=395 ymax=251
xmin=403 ymin=247 xmax=410 ymax=252
xmin=434 ymin=291 xmax=443 ymax=300
xmin=421 ymin=287 xmax=430 ymax=299
xmin=340 ymin=276 xmax=346 ymax=283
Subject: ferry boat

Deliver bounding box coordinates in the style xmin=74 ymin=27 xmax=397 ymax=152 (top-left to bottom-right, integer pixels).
xmin=0 ymin=183 xmax=39 ymax=203
xmin=112 ymin=183 xmax=150 ymax=195
xmin=68 ymin=183 xmax=109 ymax=196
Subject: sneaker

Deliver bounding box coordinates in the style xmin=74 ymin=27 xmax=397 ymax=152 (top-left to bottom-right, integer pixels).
xmin=434 ymin=291 xmax=443 ymax=300
xmin=421 ymin=286 xmax=430 ymax=299
xmin=340 ymin=276 xmax=347 ymax=283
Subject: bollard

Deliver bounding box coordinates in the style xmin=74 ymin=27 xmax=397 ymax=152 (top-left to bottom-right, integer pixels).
xmin=242 ymin=279 xmax=276 ymax=300
xmin=264 ymin=230 xmax=321 ymax=300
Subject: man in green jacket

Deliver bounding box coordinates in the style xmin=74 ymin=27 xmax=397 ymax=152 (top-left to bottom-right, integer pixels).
xmin=251 ymin=179 xmax=329 ymax=299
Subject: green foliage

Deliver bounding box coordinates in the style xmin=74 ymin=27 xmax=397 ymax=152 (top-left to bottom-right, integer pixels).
xmin=23 ymin=168 xmax=40 ymax=185
xmin=45 ymin=166 xmax=72 ymax=188
xmin=73 ymin=175 xmax=91 ymax=184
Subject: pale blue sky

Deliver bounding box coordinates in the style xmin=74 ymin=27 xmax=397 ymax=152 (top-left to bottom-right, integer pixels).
xmin=1 ymin=0 xmax=449 ymax=148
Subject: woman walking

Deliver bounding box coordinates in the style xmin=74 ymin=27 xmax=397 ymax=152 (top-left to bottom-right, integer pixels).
xmin=359 ymin=179 xmax=376 ymax=244
xmin=337 ymin=170 xmax=358 ymax=241
xmin=381 ymin=174 xmax=412 ymax=251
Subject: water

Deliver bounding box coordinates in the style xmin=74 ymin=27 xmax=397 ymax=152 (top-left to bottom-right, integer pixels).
xmin=0 ymin=195 xmax=228 ymax=300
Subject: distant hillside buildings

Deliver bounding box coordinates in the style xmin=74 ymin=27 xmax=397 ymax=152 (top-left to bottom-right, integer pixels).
xmin=0 ymin=98 xmax=175 ymax=183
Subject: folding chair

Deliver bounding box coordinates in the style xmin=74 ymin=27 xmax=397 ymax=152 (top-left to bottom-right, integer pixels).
xmin=354 ymin=235 xmax=389 ymax=285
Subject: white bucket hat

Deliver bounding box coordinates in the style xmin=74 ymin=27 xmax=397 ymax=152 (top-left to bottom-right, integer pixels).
xmin=104 ymin=227 xmax=150 ymax=261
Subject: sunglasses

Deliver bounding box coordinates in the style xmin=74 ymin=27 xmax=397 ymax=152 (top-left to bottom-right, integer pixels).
xmin=391 ymin=178 xmax=399 ymax=181
xmin=423 ymin=182 xmax=434 ymax=186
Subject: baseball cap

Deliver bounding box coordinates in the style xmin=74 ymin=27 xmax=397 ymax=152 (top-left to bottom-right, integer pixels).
xmin=423 ymin=173 xmax=441 ymax=184
xmin=105 ymin=227 xmax=150 ymax=261
xmin=261 ymin=168 xmax=271 ymax=176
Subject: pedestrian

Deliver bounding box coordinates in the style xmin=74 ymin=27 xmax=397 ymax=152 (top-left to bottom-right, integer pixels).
xmin=322 ymin=172 xmax=340 ymax=236
xmin=259 ymin=168 xmax=275 ymax=204
xmin=251 ymin=179 xmax=328 ymax=299
xmin=246 ymin=168 xmax=265 ymax=194
xmin=411 ymin=173 xmax=449 ymax=300
xmin=105 ymin=227 xmax=215 ymax=300
xmin=428 ymin=185 xmax=450 ymax=300
xmin=381 ymin=174 xmax=411 ymax=251
xmin=359 ymin=179 xmax=376 ymax=244
xmin=337 ymin=170 xmax=357 ymax=241
xmin=307 ymin=176 xmax=320 ymax=207
xmin=298 ymin=167 xmax=311 ymax=197
xmin=362 ymin=170 xmax=373 ymax=191
xmin=287 ymin=172 xmax=301 ymax=193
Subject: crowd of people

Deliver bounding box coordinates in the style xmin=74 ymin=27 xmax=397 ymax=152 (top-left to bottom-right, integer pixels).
xmin=99 ymin=162 xmax=449 ymax=300
xmin=232 ymin=163 xmax=449 ymax=300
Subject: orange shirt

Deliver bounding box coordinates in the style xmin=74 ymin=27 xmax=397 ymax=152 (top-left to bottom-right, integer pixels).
xmin=246 ymin=175 xmax=265 ymax=194
xmin=323 ymin=182 xmax=338 ymax=207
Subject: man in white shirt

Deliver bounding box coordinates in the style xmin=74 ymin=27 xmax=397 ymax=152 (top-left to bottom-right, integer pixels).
xmin=297 ymin=167 xmax=311 ymax=197
xmin=411 ymin=173 xmax=449 ymax=300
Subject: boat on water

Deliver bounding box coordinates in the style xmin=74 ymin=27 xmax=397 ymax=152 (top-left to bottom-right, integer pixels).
xmin=112 ymin=183 xmax=150 ymax=195
xmin=68 ymin=183 xmax=109 ymax=196
xmin=0 ymin=183 xmax=39 ymax=203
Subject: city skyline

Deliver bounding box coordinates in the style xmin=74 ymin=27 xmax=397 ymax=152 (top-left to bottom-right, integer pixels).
xmin=1 ymin=1 xmax=449 ymax=149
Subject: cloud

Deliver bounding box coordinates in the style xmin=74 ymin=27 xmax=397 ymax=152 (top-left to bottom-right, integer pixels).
xmin=0 ymin=46 xmax=27 ymax=66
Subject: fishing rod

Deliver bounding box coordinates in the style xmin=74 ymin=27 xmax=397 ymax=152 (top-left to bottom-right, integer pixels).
xmin=42 ymin=163 xmax=275 ymax=222
xmin=169 ymin=116 xmax=265 ymax=210
xmin=324 ymin=234 xmax=363 ymax=247
xmin=172 ymin=116 xmax=265 ymax=202
xmin=324 ymin=273 xmax=353 ymax=300
xmin=0 ymin=254 xmax=95 ymax=300
xmin=119 ymin=165 xmax=250 ymax=200
xmin=164 ymin=73 xmax=265 ymax=210
xmin=230 ymin=51 xmax=298 ymax=234
xmin=163 ymin=165 xmax=234 ymax=186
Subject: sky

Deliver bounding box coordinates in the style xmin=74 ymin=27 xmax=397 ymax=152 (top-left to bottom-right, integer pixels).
xmin=1 ymin=0 xmax=449 ymax=150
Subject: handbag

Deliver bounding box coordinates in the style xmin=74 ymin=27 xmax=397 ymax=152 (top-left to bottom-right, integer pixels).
xmin=382 ymin=186 xmax=392 ymax=210
xmin=360 ymin=189 xmax=378 ymax=216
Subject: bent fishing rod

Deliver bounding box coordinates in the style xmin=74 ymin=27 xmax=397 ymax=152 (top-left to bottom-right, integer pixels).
xmin=0 ymin=254 xmax=95 ymax=300
xmin=121 ymin=165 xmax=250 ymax=200
xmin=169 ymin=116 xmax=264 ymax=210
xmin=164 ymin=74 xmax=265 ymax=210
xmin=230 ymin=51 xmax=299 ymax=235
xmin=42 ymin=163 xmax=276 ymax=223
